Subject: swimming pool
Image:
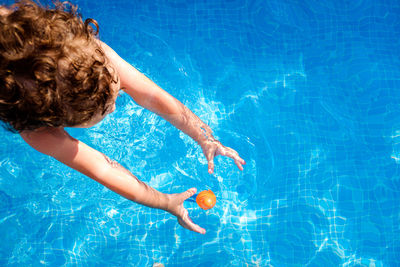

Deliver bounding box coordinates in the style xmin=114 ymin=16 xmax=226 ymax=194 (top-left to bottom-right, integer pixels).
xmin=1 ymin=0 xmax=400 ymax=265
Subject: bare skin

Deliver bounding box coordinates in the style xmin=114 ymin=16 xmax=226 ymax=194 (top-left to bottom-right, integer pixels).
xmin=0 ymin=6 xmax=10 ymax=16
xmin=20 ymin=41 xmax=246 ymax=234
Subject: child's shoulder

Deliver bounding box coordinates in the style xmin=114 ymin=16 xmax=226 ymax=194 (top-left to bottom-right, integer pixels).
xmin=0 ymin=5 xmax=10 ymax=16
xmin=20 ymin=127 xmax=75 ymax=157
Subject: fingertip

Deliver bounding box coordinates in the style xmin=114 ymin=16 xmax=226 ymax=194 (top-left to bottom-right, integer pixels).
xmin=235 ymin=160 xmax=244 ymax=171
xmin=198 ymin=227 xmax=206 ymax=234
xmin=208 ymin=162 xmax=214 ymax=174
xmin=189 ymin=187 xmax=197 ymax=195
xmin=208 ymin=158 xmax=214 ymax=165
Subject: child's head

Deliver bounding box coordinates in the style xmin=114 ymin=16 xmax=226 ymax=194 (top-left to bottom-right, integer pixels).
xmin=0 ymin=0 xmax=118 ymax=132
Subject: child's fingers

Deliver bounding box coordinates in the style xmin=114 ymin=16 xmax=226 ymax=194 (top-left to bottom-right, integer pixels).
xmin=184 ymin=219 xmax=206 ymax=234
xmin=181 ymin=188 xmax=197 ymax=202
xmin=192 ymin=224 xmax=206 ymax=235
xmin=205 ymin=142 xmax=245 ymax=173
xmin=205 ymin=146 xmax=217 ymax=174
xmin=178 ymin=212 xmax=206 ymax=234
xmin=235 ymin=156 xmax=246 ymax=170
xmin=224 ymin=147 xmax=246 ymax=170
xmin=208 ymin=159 xmax=215 ymax=174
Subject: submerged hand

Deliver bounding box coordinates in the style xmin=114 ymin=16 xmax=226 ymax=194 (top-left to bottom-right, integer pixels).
xmin=166 ymin=188 xmax=206 ymax=234
xmin=200 ymin=139 xmax=246 ymax=174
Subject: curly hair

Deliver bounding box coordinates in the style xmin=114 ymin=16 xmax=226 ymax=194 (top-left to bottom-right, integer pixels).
xmin=0 ymin=0 xmax=118 ymax=132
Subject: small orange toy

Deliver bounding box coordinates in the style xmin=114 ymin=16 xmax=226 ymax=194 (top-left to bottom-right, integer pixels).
xmin=195 ymin=190 xmax=216 ymax=210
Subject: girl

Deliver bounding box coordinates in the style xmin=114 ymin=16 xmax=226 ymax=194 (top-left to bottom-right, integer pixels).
xmin=0 ymin=1 xmax=245 ymax=234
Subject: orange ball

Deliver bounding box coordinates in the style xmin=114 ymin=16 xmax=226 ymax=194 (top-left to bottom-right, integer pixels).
xmin=196 ymin=190 xmax=216 ymax=210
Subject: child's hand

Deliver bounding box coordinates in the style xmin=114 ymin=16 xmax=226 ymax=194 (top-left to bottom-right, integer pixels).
xmin=200 ymin=139 xmax=246 ymax=174
xmin=166 ymin=188 xmax=206 ymax=234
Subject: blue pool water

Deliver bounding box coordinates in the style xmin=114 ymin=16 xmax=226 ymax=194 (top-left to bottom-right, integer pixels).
xmin=1 ymin=0 xmax=400 ymax=266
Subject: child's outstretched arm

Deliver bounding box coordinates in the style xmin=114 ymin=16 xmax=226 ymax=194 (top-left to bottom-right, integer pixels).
xmin=101 ymin=42 xmax=246 ymax=174
xmin=20 ymin=128 xmax=206 ymax=234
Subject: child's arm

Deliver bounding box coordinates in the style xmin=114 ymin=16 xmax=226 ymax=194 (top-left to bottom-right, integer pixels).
xmin=101 ymin=42 xmax=246 ymax=174
xmin=20 ymin=128 xmax=206 ymax=234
